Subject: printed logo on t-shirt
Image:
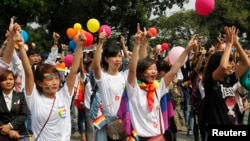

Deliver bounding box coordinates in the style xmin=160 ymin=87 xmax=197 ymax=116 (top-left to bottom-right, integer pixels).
xmin=153 ymin=122 xmax=158 ymax=128
xmin=58 ymin=106 xmax=66 ymax=119
xmin=220 ymin=85 xmax=236 ymax=117
xmin=225 ymin=96 xmax=236 ymax=117
xmin=115 ymin=95 xmax=120 ymax=101
xmin=220 ymin=85 xmax=234 ymax=98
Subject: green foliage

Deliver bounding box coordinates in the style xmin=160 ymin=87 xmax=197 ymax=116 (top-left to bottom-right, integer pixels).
xmin=154 ymin=0 xmax=250 ymax=50
xmin=2 ymin=0 xmax=250 ymax=54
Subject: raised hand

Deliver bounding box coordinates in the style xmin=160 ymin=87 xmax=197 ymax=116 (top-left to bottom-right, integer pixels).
xmin=224 ymin=26 xmax=234 ymax=45
xmin=98 ymin=31 xmax=107 ymax=44
xmin=76 ymin=32 xmax=87 ymax=47
xmin=186 ymin=34 xmax=198 ymax=52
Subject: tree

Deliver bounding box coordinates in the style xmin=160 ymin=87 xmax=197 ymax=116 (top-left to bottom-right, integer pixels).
xmin=154 ymin=0 xmax=250 ymax=51
xmin=0 ymin=0 xmax=189 ymax=52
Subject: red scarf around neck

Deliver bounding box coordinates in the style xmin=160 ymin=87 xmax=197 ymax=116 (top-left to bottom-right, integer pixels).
xmin=138 ymin=80 xmax=160 ymax=112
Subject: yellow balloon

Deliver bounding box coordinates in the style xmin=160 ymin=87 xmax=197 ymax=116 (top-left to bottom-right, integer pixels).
xmin=87 ymin=18 xmax=100 ymax=33
xmin=73 ymin=23 xmax=82 ymax=30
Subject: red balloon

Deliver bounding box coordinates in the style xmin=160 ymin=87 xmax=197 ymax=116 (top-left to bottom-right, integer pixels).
xmin=161 ymin=43 xmax=169 ymax=50
xmin=195 ymin=0 xmax=215 ymax=16
xmin=148 ymin=27 xmax=157 ymax=36
xmin=83 ymin=31 xmax=93 ymax=47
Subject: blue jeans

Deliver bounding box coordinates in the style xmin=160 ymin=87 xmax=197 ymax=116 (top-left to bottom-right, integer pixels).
xmin=182 ymin=89 xmax=190 ymax=125
xmin=25 ymin=112 xmax=32 ymax=132
xmin=95 ymin=127 xmax=108 ymax=141
xmin=85 ymin=108 xmax=95 ymax=141
xmin=77 ymin=108 xmax=86 ymax=134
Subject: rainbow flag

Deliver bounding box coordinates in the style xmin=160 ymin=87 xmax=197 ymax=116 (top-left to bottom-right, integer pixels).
xmin=92 ymin=114 xmax=107 ymax=130
xmin=19 ymin=135 xmax=32 ymax=141
xmin=54 ymin=63 xmax=66 ymax=77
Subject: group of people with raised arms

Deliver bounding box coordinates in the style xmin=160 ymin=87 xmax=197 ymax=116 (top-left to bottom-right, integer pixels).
xmin=0 ymin=17 xmax=250 ymax=141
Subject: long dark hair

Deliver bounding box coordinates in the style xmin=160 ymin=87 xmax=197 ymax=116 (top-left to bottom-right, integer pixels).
xmin=203 ymin=52 xmax=223 ymax=84
xmin=101 ymin=43 xmax=122 ymax=71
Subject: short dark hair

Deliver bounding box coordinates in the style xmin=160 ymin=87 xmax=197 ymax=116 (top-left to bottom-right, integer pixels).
xmin=156 ymin=59 xmax=171 ymax=73
xmin=136 ymin=57 xmax=156 ymax=83
xmin=34 ymin=64 xmax=61 ymax=93
xmin=0 ymin=70 xmax=15 ymax=90
xmin=26 ymin=49 xmax=39 ymax=57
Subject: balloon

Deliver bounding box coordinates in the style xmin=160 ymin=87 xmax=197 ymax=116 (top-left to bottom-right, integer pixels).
xmin=195 ymin=0 xmax=215 ymax=16
xmin=148 ymin=27 xmax=157 ymax=36
xmin=73 ymin=23 xmax=82 ymax=30
xmin=168 ymin=46 xmax=187 ymax=65
xmin=156 ymin=44 xmax=162 ymax=50
xmin=66 ymin=27 xmax=77 ymax=37
xmin=161 ymin=43 xmax=169 ymax=50
xmin=69 ymin=40 xmax=76 ymax=50
xmin=98 ymin=25 xmax=111 ymax=38
xmin=21 ymin=30 xmax=29 ymax=43
xmin=64 ymin=54 xmax=74 ymax=67
xmin=87 ymin=18 xmax=100 ymax=33
xmin=83 ymin=31 xmax=94 ymax=47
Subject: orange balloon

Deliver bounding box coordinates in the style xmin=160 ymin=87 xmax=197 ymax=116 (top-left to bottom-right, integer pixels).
xmin=148 ymin=27 xmax=157 ymax=36
xmin=66 ymin=28 xmax=77 ymax=37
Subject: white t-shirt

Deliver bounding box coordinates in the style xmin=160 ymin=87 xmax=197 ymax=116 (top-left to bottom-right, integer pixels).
xmin=0 ymin=59 xmax=10 ymax=75
xmin=25 ymin=84 xmax=73 ymax=141
xmin=73 ymin=73 xmax=92 ymax=109
xmin=84 ymin=80 xmax=92 ymax=109
xmin=126 ymin=78 xmax=169 ymax=137
xmin=95 ymin=71 xmax=126 ymax=116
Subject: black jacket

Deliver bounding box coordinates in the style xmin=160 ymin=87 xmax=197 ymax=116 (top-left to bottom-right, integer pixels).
xmin=0 ymin=91 xmax=29 ymax=135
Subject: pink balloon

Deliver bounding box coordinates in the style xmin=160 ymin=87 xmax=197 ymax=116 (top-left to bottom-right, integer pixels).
xmin=195 ymin=0 xmax=215 ymax=16
xmin=156 ymin=44 xmax=162 ymax=50
xmin=64 ymin=54 xmax=74 ymax=67
xmin=168 ymin=46 xmax=187 ymax=65
xmin=98 ymin=25 xmax=112 ymax=38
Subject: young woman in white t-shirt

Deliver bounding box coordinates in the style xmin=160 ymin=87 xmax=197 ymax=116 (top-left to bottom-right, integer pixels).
xmin=17 ymin=31 xmax=87 ymax=141
xmin=92 ymin=31 xmax=127 ymax=141
xmin=126 ymin=23 xmax=198 ymax=141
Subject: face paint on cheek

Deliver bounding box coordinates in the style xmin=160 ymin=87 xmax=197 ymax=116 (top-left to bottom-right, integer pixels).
xmin=44 ymin=86 xmax=50 ymax=91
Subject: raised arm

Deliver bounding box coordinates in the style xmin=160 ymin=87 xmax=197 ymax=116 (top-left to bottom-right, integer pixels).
xmin=44 ymin=32 xmax=60 ymax=65
xmin=120 ymin=35 xmax=129 ymax=60
xmin=16 ymin=28 xmax=34 ymax=96
xmin=93 ymin=31 xmax=106 ymax=80
xmin=164 ymin=35 xmax=198 ymax=87
xmin=66 ymin=32 xmax=86 ymax=95
xmin=2 ymin=18 xmax=15 ymax=64
xmin=139 ymin=27 xmax=152 ymax=59
xmin=212 ymin=26 xmax=234 ymax=81
xmin=232 ymin=27 xmax=250 ymax=78
xmin=194 ymin=48 xmax=206 ymax=73
xmin=127 ymin=23 xmax=143 ymax=87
